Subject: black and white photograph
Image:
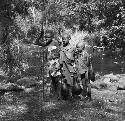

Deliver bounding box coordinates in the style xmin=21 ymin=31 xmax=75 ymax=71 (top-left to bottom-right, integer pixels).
xmin=0 ymin=0 xmax=125 ymax=120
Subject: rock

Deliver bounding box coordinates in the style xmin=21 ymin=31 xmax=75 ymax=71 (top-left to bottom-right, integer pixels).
xmin=92 ymin=74 xmax=125 ymax=92
xmin=92 ymin=76 xmax=118 ymax=91
xmin=102 ymin=78 xmax=111 ymax=84
xmin=108 ymin=85 xmax=117 ymax=91
xmin=91 ymin=80 xmax=103 ymax=90
xmin=118 ymin=77 xmax=125 ymax=83
xmin=16 ymin=77 xmax=39 ymax=88
xmin=116 ymin=77 xmax=125 ymax=90
xmin=90 ymin=83 xmax=100 ymax=89
xmin=99 ymin=83 xmax=108 ymax=89
xmin=104 ymin=74 xmax=119 ymax=83
xmin=23 ymin=87 xmax=35 ymax=93
xmin=0 ymin=83 xmax=24 ymax=94
xmin=0 ymin=82 xmax=36 ymax=95
xmin=0 ymin=83 xmax=18 ymax=90
xmin=117 ymin=84 xmax=125 ymax=90
xmin=110 ymin=77 xmax=119 ymax=83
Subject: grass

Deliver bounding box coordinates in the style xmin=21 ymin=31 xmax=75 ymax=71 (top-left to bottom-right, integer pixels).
xmin=0 ymin=81 xmax=125 ymax=121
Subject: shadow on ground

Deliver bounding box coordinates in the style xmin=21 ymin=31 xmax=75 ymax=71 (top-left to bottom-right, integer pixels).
xmin=0 ymin=87 xmax=125 ymax=121
xmin=0 ymin=73 xmax=125 ymax=121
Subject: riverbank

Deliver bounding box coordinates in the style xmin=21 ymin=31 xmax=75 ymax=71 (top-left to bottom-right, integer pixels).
xmin=93 ymin=73 xmax=125 ymax=91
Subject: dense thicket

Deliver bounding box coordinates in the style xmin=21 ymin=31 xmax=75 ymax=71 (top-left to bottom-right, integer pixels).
xmin=0 ymin=0 xmax=125 ymax=82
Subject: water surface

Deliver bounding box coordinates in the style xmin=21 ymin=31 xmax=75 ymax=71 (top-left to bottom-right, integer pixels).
xmin=92 ymin=50 xmax=125 ymax=75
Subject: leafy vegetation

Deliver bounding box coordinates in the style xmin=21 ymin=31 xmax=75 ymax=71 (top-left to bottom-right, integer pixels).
xmin=0 ymin=1 xmax=125 ymax=120
xmin=0 ymin=0 xmax=124 ymax=84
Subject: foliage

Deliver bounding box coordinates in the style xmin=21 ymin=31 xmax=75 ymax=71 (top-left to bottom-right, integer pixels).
xmin=0 ymin=0 xmax=125 ymax=82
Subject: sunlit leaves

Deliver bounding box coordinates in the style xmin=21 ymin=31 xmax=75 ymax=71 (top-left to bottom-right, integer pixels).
xmin=15 ymin=15 xmax=32 ymax=34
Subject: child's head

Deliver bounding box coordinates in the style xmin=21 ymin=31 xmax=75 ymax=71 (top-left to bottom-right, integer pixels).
xmin=76 ymin=41 xmax=86 ymax=52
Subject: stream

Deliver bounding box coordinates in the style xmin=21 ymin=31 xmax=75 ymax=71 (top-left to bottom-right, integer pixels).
xmin=92 ymin=50 xmax=125 ymax=75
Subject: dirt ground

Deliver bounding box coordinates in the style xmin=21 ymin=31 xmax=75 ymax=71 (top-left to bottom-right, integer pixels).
xmin=0 ymin=74 xmax=125 ymax=121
